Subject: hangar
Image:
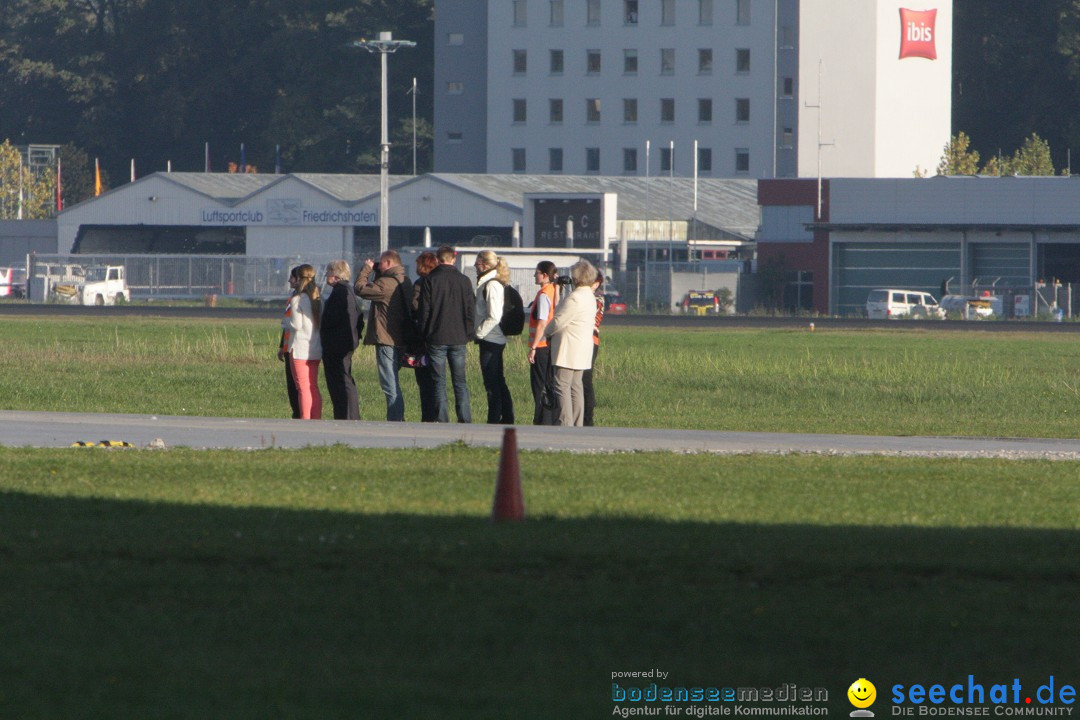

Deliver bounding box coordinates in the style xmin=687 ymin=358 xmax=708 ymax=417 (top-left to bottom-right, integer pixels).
xmin=758 ymin=176 xmax=1080 ymax=316
xmin=56 ymin=171 xmax=759 ymax=267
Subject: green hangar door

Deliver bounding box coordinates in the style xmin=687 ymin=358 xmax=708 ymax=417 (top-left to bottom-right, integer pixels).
xmin=832 ymin=242 xmax=960 ymax=316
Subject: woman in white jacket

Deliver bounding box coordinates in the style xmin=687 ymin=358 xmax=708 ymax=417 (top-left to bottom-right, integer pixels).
xmin=544 ymin=260 xmax=598 ymax=427
xmin=474 ymin=250 xmax=515 ymax=424
xmin=287 ymin=264 xmax=323 ymax=419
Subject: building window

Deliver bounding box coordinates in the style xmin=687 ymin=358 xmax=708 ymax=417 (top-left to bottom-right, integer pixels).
xmin=661 ymin=98 xmax=675 ymax=123
xmin=513 ymin=0 xmax=527 ymax=26
xmin=698 ymin=49 xmax=713 ymax=74
xmin=550 ymin=99 xmax=563 ymax=123
xmin=660 ymin=147 xmax=673 ymax=172
xmin=623 ymin=148 xmax=638 ymax=173
xmin=549 ymin=147 xmax=563 ymax=173
xmin=736 ymin=98 xmax=750 ymax=123
xmin=513 ymin=98 xmax=527 ymax=123
xmin=661 ymin=48 xmax=675 ymax=75
xmin=447 ymin=131 xmax=464 ymax=143
xmin=782 ymin=77 xmax=794 ymax=97
xmin=550 ymin=49 xmax=564 ymax=74
xmin=513 ymin=148 xmax=526 ymax=172
xmin=624 ymin=49 xmax=638 ymax=74
xmin=513 ymin=49 xmax=527 ymax=75
xmin=623 ymin=98 xmax=638 ymax=123
xmin=447 ymin=82 xmax=464 ymax=94
xmin=735 ymin=148 xmax=750 ymax=173
xmin=625 ymin=0 xmax=638 ymax=25
xmin=586 ymin=147 xmax=600 ymax=173
xmin=587 ymin=50 xmax=602 ymax=74
xmin=661 ymin=0 xmax=675 ymax=25
xmin=447 ymin=33 xmax=464 ymax=46
xmin=698 ymin=147 xmax=713 ymax=173
xmin=586 ymin=98 xmax=601 ymax=123
xmin=587 ymin=0 xmax=601 ymax=25
xmin=736 ymin=48 xmax=750 ymax=73
xmin=699 ymin=0 xmax=713 ymax=25
xmin=781 ymin=128 xmax=794 ymax=148
xmin=698 ymin=98 xmax=713 ymax=123
xmin=550 ymin=0 xmax=563 ymax=27
xmin=736 ymin=0 xmax=750 ymax=25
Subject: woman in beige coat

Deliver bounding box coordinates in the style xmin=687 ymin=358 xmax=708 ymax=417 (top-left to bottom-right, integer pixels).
xmin=544 ymin=260 xmax=599 ymax=426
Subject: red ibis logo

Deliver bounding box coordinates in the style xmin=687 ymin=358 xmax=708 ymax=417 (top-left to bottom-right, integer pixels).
xmin=899 ymin=8 xmax=937 ymax=60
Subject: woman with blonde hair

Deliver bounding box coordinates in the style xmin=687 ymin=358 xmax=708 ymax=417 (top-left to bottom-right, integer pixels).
xmin=287 ymin=263 xmax=323 ymax=419
xmin=473 ymin=250 xmax=514 ymax=424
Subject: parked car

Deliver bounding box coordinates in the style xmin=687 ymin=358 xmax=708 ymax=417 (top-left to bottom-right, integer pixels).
xmin=604 ymin=290 xmax=627 ymax=315
xmin=866 ymin=289 xmax=945 ymax=319
xmin=681 ymin=290 xmax=721 ymax=315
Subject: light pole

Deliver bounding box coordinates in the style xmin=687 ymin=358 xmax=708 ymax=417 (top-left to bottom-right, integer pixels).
xmin=353 ymin=31 xmax=416 ymax=255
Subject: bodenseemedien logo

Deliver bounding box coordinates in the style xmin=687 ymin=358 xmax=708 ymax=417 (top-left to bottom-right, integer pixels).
xmin=849 ymin=678 xmax=878 ymax=717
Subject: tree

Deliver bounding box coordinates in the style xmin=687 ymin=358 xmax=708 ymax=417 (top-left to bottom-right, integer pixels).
xmin=978 ymin=133 xmax=1056 ymax=176
xmin=936 ymin=132 xmax=981 ymax=175
xmin=0 ymin=139 xmax=56 ymax=219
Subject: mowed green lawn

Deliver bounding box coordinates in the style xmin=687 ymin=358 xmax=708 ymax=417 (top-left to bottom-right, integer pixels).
xmin=0 ymin=317 xmax=1078 ymax=718
xmin=2 ymin=315 xmax=1080 ymax=436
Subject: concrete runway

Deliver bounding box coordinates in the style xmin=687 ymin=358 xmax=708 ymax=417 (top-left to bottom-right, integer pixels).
xmin=2 ymin=410 xmax=1079 ymax=459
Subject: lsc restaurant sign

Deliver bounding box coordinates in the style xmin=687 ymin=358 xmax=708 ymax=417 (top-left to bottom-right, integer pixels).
xmin=533 ymin=197 xmax=602 ymax=248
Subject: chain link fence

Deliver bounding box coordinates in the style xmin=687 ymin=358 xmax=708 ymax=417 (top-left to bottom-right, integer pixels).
xmin=28 ymin=253 xmax=348 ymax=302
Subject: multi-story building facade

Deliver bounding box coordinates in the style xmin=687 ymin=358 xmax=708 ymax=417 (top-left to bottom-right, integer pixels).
xmin=434 ymin=0 xmax=952 ymax=179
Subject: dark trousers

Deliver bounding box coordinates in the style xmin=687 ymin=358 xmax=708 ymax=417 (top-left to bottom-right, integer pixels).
xmin=414 ymin=364 xmax=438 ymax=422
xmin=323 ymin=351 xmax=360 ymax=420
xmin=530 ymin=345 xmax=558 ymax=425
xmin=582 ymin=343 xmax=599 ymax=426
xmin=478 ymin=339 xmax=514 ymax=424
xmin=285 ymin=354 xmax=301 ymax=419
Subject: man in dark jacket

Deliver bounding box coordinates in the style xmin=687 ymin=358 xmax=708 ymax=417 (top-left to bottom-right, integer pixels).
xmin=321 ymin=259 xmax=360 ymax=420
xmin=355 ymin=250 xmax=414 ymax=421
xmin=415 ymin=245 xmax=473 ymax=423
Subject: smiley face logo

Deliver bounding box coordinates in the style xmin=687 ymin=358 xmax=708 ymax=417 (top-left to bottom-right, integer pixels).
xmin=848 ymin=678 xmax=877 ymax=709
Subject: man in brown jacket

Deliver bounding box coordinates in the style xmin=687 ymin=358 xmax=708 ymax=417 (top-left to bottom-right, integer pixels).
xmin=355 ymin=250 xmax=414 ymax=421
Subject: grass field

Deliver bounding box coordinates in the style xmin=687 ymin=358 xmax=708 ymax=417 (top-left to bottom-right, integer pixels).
xmin=3 ymin=316 xmax=1080 ymax=436
xmin=1 ymin=317 xmax=1078 ymax=718
xmin=0 ymin=447 xmax=1077 ymax=718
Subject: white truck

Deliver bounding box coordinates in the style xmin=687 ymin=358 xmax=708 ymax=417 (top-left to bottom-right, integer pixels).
xmin=51 ymin=265 xmax=128 ymax=306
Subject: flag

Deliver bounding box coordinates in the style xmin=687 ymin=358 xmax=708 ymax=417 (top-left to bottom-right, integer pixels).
xmin=56 ymin=157 xmax=63 ymax=212
xmin=95 ymin=158 xmax=102 ymax=196
xmin=275 ymin=144 xmax=282 ymax=174
xmin=130 ymin=158 xmax=136 ymax=183
xmin=205 ymin=142 xmax=211 ymax=172
xmin=240 ymin=143 xmax=246 ymax=173
xmin=17 ymin=160 xmax=24 ymax=220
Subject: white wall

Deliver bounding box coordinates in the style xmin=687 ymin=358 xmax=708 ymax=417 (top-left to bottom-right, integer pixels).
xmin=799 ymin=0 xmax=952 ymax=178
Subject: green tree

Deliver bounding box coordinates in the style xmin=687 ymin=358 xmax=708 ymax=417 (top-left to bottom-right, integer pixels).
xmin=1010 ymin=133 xmax=1056 ymax=175
xmin=0 ymin=140 xmax=56 ymax=219
xmin=936 ymin=132 xmax=981 ymax=175
xmin=978 ymin=134 xmax=1056 ymax=176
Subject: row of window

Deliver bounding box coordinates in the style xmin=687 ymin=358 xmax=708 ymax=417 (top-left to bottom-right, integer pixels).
xmin=512 ymin=0 xmax=751 ymax=27
xmin=508 ymin=146 xmax=752 ymax=174
xmin=514 ymin=47 xmax=755 ymax=76
xmin=513 ymin=97 xmax=753 ymax=124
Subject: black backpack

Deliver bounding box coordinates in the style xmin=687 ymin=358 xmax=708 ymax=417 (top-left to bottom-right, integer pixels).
xmin=499 ymin=284 xmax=526 ymax=336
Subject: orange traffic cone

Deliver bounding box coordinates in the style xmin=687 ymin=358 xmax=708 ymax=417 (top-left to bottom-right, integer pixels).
xmin=492 ymin=428 xmax=525 ymax=522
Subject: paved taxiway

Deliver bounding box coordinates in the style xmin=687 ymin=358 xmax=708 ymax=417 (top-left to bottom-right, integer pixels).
xmin=2 ymin=410 xmax=1079 ymax=460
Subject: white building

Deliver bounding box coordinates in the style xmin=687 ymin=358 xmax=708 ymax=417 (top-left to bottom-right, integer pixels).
xmin=433 ymin=0 xmax=952 ymax=179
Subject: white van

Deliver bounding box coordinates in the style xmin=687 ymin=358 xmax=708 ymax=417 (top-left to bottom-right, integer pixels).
xmin=866 ymin=289 xmax=945 ymax=319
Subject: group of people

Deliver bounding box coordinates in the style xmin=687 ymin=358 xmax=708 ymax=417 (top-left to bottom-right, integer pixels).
xmin=278 ymin=246 xmax=606 ymax=428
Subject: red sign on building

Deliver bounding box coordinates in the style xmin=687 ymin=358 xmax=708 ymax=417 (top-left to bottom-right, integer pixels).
xmin=899 ymin=8 xmax=937 ymax=60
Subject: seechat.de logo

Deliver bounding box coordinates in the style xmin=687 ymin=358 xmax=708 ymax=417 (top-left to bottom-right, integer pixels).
xmin=899 ymin=8 xmax=938 ymax=60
